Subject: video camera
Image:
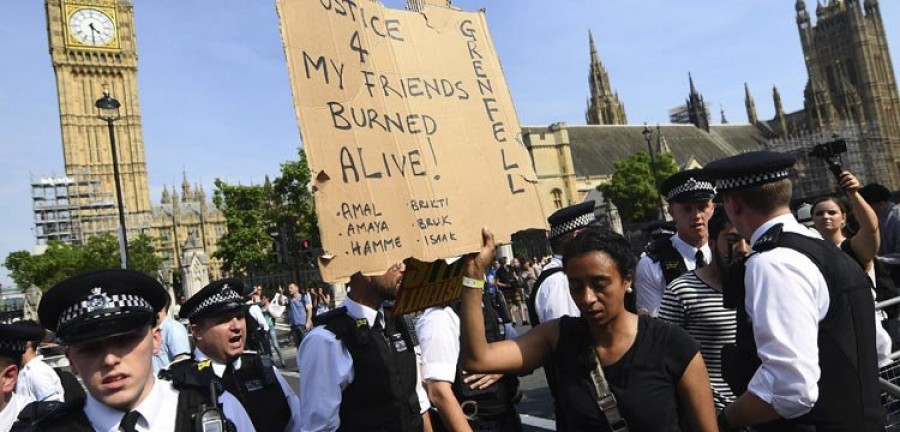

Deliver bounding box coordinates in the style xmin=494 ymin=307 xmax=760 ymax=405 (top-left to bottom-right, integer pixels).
xmin=808 ymin=136 xmax=848 ymax=180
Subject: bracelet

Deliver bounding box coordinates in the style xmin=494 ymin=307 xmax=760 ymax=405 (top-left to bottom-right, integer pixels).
xmin=461 ymin=277 xmax=485 ymax=290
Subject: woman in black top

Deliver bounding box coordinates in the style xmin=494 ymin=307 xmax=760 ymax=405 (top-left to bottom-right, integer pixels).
xmin=458 ymin=228 xmax=717 ymax=431
xmin=812 ymin=170 xmax=880 ymax=273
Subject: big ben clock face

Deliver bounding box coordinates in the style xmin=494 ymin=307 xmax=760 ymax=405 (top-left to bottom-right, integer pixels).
xmin=68 ymin=8 xmax=116 ymax=47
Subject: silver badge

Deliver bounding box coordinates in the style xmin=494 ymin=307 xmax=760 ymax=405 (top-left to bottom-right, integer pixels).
xmin=86 ymin=287 xmax=110 ymax=312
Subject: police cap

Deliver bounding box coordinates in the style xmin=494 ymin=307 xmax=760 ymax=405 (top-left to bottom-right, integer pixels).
xmin=39 ymin=269 xmax=167 ymax=345
xmin=548 ymin=200 xmax=597 ymax=239
xmin=659 ymin=169 xmax=715 ymax=203
xmin=180 ymin=278 xmax=247 ymax=323
xmin=0 ymin=321 xmax=44 ymax=358
xmin=704 ymin=151 xmax=796 ymax=192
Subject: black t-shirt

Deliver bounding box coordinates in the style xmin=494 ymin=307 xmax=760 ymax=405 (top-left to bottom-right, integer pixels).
xmin=552 ymin=315 xmax=700 ymax=432
xmin=495 ymin=266 xmax=518 ymax=292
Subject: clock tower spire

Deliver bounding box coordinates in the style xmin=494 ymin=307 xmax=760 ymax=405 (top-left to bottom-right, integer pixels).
xmin=44 ymin=0 xmax=152 ymax=240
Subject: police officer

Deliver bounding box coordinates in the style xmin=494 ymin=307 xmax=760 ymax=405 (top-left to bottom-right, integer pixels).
xmin=178 ymin=278 xmax=300 ymax=432
xmin=13 ymin=269 xmax=255 ymax=431
xmin=706 ymin=151 xmax=884 ymax=430
xmin=526 ymin=200 xmax=597 ymax=326
xmin=298 ymin=262 xmax=430 ymax=431
xmin=417 ymin=291 xmax=521 ymax=431
xmin=0 ymin=322 xmax=45 ymax=429
xmin=635 ymin=169 xmax=715 ymax=316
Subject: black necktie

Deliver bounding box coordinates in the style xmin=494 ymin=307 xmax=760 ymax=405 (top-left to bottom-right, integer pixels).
xmin=695 ymin=250 xmax=707 ymax=269
xmin=119 ymin=410 xmax=141 ymax=432
xmin=373 ymin=311 xmax=385 ymax=334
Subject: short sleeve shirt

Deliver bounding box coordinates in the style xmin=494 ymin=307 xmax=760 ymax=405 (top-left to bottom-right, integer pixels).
xmin=553 ymin=315 xmax=699 ymax=431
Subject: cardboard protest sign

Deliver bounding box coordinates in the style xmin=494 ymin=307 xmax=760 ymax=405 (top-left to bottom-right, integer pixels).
xmin=277 ymin=0 xmax=547 ymax=283
xmin=393 ymin=257 xmax=466 ymax=316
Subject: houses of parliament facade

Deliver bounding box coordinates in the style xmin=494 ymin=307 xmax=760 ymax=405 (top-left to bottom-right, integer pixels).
xmin=526 ymin=0 xmax=900 ymax=218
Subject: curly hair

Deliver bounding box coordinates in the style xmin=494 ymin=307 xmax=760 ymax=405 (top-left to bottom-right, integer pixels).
xmin=562 ymin=227 xmax=637 ymax=278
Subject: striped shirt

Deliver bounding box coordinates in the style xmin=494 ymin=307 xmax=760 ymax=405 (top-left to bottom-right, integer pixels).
xmin=659 ymin=271 xmax=737 ymax=411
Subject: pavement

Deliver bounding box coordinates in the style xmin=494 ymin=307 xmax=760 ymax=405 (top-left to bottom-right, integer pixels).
xmin=274 ymin=323 xmax=556 ymax=431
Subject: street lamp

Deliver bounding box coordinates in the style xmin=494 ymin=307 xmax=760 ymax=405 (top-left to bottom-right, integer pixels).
xmin=95 ymin=91 xmax=128 ymax=269
xmin=642 ymin=124 xmax=666 ymax=220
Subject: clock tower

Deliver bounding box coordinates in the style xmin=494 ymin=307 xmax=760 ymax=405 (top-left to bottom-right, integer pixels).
xmin=44 ymin=0 xmax=152 ymax=239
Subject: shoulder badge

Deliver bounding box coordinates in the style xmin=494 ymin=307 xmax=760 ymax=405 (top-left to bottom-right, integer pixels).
xmin=196 ymin=359 xmax=212 ymax=371
xmin=753 ymin=223 xmax=784 ymax=252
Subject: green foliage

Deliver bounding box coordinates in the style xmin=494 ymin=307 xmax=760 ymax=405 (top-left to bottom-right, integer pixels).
xmin=213 ymin=148 xmax=318 ymax=276
xmin=599 ymin=151 xmax=679 ymax=223
xmin=3 ymin=233 xmax=162 ymax=292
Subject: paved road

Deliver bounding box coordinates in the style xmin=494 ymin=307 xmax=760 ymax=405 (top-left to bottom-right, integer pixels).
xmin=273 ymin=324 xmax=556 ymax=431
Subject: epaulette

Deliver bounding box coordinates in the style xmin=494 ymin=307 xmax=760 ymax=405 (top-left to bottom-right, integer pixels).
xmin=753 ymin=223 xmax=784 ymax=252
xmin=314 ymin=306 xmax=348 ymax=326
xmin=159 ymin=358 xmax=223 ymax=395
xmin=13 ymin=399 xmax=84 ymax=430
xmin=645 ymin=236 xmax=674 ymax=262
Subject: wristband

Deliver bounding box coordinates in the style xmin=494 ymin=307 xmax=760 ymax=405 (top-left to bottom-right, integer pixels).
xmin=461 ymin=277 xmax=485 ymax=290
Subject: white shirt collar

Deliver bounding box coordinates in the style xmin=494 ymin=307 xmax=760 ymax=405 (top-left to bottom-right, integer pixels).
xmin=193 ymin=348 xmax=241 ymax=377
xmin=22 ymin=355 xmax=44 ymax=371
xmin=84 ymin=376 xmax=170 ymax=432
xmin=672 ymin=233 xmax=711 ymax=262
xmin=750 ymin=213 xmax=817 ymax=246
xmin=341 ymin=297 xmax=383 ymax=329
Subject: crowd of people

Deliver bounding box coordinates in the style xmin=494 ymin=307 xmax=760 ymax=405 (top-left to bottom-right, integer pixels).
xmin=1 ymin=149 xmax=897 ymax=431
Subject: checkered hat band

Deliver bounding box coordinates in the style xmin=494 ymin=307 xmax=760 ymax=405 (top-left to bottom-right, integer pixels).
xmin=666 ymin=179 xmax=715 ymax=201
xmin=185 ymin=289 xmax=244 ymax=320
xmin=715 ymin=169 xmax=790 ymax=191
xmin=58 ymin=294 xmax=152 ymax=328
xmin=550 ymin=212 xmax=597 ymax=238
xmin=0 ymin=339 xmax=26 ymax=355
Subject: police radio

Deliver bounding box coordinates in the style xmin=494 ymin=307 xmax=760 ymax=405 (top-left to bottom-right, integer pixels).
xmin=194 ymin=382 xmax=229 ymax=432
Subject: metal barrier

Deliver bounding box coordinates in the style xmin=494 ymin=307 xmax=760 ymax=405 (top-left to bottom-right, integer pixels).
xmin=875 ymin=298 xmax=900 ymax=429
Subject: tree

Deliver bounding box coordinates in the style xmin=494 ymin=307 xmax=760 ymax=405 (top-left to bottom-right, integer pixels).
xmin=211 ymin=180 xmax=274 ymax=275
xmin=212 ymin=148 xmax=318 ymax=276
xmin=3 ymin=233 xmax=162 ymax=292
xmin=599 ymin=151 xmax=679 ymax=223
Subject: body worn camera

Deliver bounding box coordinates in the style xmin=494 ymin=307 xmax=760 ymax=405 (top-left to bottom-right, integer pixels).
xmin=809 ymin=137 xmax=848 ymax=180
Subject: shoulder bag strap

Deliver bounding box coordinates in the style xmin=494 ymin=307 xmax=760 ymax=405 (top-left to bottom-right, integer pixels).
xmin=588 ymin=349 xmax=629 ymax=432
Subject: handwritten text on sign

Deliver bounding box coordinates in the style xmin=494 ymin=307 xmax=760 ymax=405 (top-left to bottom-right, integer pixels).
xmin=278 ymin=0 xmax=547 ymax=282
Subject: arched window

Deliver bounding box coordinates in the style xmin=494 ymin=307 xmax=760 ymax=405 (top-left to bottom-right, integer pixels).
xmin=551 ymin=189 xmax=563 ymax=209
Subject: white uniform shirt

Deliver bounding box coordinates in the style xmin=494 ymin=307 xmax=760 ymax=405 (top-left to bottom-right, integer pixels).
xmin=248 ymin=304 xmax=270 ymax=332
xmin=297 ymin=297 xmax=430 ymax=432
xmin=744 ymin=214 xmax=829 ymax=419
xmin=83 ymin=376 xmax=256 ymax=432
xmin=0 ymin=391 xmax=34 ymax=430
xmin=635 ymin=233 xmax=711 ymax=317
xmin=193 ymin=348 xmax=301 ymax=431
xmin=533 ymin=255 xmax=580 ymax=323
xmin=15 ymin=355 xmax=64 ymax=402
xmin=417 ymin=305 xmax=517 ymax=382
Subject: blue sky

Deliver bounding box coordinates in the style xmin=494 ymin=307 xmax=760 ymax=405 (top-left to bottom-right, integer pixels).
xmin=1 ymin=0 xmax=898 ymax=287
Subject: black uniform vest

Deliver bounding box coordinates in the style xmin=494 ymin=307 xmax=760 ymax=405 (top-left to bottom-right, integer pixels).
xmin=449 ymin=294 xmax=520 ymax=421
xmin=12 ymin=369 xmax=232 ymax=432
xmin=722 ymin=224 xmax=884 ymax=431
xmin=320 ymin=305 xmax=423 ymax=432
xmin=526 ymin=267 xmax=564 ymax=326
xmin=645 ymin=236 xmax=687 ymax=286
xmin=215 ymin=353 xmax=291 ymax=432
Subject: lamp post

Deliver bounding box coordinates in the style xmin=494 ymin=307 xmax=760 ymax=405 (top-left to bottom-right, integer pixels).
xmin=642 ymin=125 xmax=666 ymax=220
xmin=95 ymin=91 xmax=128 ymax=269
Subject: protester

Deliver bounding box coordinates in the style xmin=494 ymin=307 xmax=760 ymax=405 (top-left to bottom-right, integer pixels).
xmin=495 ymin=257 xmax=527 ymax=326
xmin=15 ymin=269 xmax=255 ymax=431
xmin=287 ymin=283 xmax=313 ymax=348
xmin=811 ymin=171 xmax=895 ymax=365
xmin=636 ymin=169 xmax=716 ymax=317
xmin=151 ymin=295 xmax=191 ymax=374
xmin=313 ymin=286 xmax=332 ymax=316
xmin=459 ymin=228 xmax=717 ymax=431
xmin=297 ymin=262 xmax=431 ymax=431
xmin=659 ymin=206 xmax=747 ymax=412
xmin=0 ymin=322 xmax=45 ymax=429
xmin=706 ymin=151 xmax=884 ymax=430
xmin=178 ymin=278 xmax=300 ymax=431
xmin=417 ymin=290 xmax=521 ymax=431
xmin=12 ymin=320 xmax=64 ymax=404
xmin=245 ymin=291 xmax=271 ymax=356
xmin=262 ymin=294 xmax=287 ymax=367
